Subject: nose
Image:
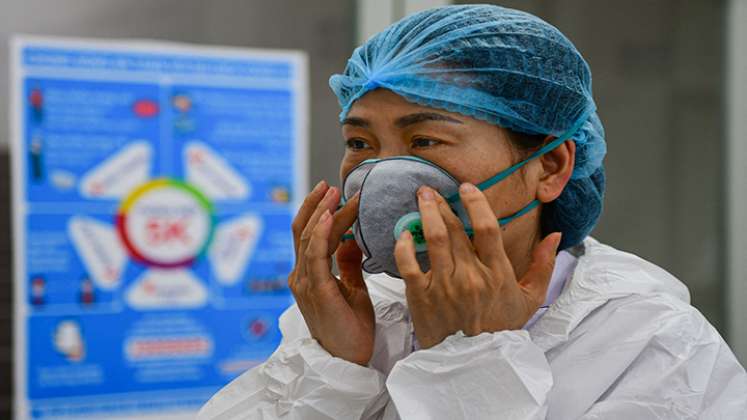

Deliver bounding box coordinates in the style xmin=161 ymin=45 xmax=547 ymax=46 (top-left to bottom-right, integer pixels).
xmin=376 ymin=138 xmax=409 ymax=158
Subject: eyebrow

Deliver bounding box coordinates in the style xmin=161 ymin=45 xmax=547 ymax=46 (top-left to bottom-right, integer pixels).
xmin=341 ymin=116 xmax=369 ymax=128
xmin=341 ymin=112 xmax=463 ymax=129
xmin=395 ymin=112 xmax=463 ymax=128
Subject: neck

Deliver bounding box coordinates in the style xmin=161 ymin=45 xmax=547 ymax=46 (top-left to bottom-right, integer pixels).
xmin=503 ymin=209 xmax=542 ymax=280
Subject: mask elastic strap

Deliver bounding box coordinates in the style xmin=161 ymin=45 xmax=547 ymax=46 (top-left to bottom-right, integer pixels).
xmin=464 ymin=200 xmax=541 ymax=237
xmin=445 ymin=107 xmax=594 ymax=227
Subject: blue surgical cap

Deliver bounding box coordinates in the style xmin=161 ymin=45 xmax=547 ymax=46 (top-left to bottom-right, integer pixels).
xmin=329 ymin=4 xmax=607 ymax=250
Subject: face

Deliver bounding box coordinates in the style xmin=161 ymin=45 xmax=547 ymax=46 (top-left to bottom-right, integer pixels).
xmin=339 ymin=89 xmax=545 ymax=254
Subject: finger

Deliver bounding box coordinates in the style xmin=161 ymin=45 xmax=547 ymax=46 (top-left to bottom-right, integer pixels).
xmin=292 ymin=180 xmax=329 ymax=253
xmin=305 ymin=209 xmax=335 ymax=291
xmin=328 ymin=192 xmax=359 ymax=252
xmin=519 ymin=232 xmax=562 ymax=307
xmin=432 ymin=190 xmax=474 ymax=263
xmin=417 ymin=186 xmax=454 ymax=274
xmin=335 ymin=237 xmax=365 ymax=289
xmin=298 ymin=186 xmax=341 ymax=277
xmin=335 ymin=238 xmax=374 ymax=333
xmin=458 ymin=182 xmax=510 ymax=271
xmin=394 ymin=230 xmax=429 ymax=291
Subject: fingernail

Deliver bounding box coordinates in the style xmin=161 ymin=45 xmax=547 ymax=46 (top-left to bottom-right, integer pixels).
xmin=313 ymin=180 xmax=326 ymax=192
xmin=399 ymin=230 xmax=412 ymax=240
xmin=320 ymin=209 xmax=331 ymax=223
xmin=419 ymin=187 xmax=434 ymax=201
xmin=324 ymin=186 xmax=336 ymax=200
xmin=460 ymin=183 xmax=477 ymax=194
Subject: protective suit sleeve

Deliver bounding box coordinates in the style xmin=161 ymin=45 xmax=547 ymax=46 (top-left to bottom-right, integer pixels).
xmin=572 ymin=298 xmax=747 ymax=419
xmin=384 ymin=301 xmax=747 ymax=420
xmin=197 ymin=303 xmax=388 ymax=420
xmin=385 ymin=330 xmax=552 ymax=420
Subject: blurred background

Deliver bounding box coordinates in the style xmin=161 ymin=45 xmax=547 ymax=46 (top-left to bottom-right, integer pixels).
xmin=0 ymin=0 xmax=745 ymax=418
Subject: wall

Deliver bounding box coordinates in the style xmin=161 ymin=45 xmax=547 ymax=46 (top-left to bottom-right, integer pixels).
xmin=727 ymin=0 xmax=747 ymax=365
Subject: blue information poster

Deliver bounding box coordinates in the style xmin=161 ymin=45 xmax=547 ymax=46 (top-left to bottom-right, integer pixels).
xmin=11 ymin=36 xmax=307 ymax=419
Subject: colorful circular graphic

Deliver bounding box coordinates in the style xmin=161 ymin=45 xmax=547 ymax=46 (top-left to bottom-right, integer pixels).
xmin=116 ymin=179 xmax=215 ymax=268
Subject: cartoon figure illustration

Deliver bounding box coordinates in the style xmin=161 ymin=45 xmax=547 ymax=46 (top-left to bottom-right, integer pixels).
xmin=29 ymin=87 xmax=43 ymax=123
xmin=29 ymin=134 xmax=44 ymax=182
xmin=53 ymin=320 xmax=85 ymax=362
xmin=172 ymin=93 xmax=192 ymax=113
xmin=79 ymin=276 xmax=95 ymax=305
xmin=172 ymin=93 xmax=195 ymax=134
xmin=30 ymin=276 xmax=45 ymax=306
xmin=271 ymin=186 xmax=290 ymax=203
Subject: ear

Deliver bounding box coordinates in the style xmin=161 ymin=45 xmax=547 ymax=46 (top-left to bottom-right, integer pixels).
xmin=537 ymin=137 xmax=575 ymax=203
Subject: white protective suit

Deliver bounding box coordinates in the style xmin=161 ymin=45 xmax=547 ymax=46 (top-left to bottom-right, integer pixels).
xmin=198 ymin=238 xmax=747 ymax=419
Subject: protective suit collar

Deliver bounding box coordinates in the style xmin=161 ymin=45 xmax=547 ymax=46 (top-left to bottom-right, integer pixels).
xmin=528 ymin=237 xmax=691 ymax=351
xmin=365 ymin=236 xmax=691 ymax=353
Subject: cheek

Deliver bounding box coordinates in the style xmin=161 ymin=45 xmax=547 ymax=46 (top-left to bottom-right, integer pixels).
xmin=442 ymin=138 xmax=513 ymax=185
xmin=462 ymin=166 xmax=532 ymax=218
xmin=339 ymin=164 xmax=350 ymax=185
xmin=339 ymin=153 xmax=356 ymax=177
xmin=481 ymin=181 xmax=518 ymax=217
xmin=339 ymin=155 xmax=364 ymax=185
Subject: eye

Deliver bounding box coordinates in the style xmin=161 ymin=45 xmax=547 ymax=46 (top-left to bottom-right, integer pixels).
xmin=345 ymin=138 xmax=372 ymax=151
xmin=411 ymin=137 xmax=441 ymax=149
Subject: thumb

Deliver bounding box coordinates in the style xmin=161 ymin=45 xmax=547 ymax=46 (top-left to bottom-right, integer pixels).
xmin=519 ymin=232 xmax=562 ymax=306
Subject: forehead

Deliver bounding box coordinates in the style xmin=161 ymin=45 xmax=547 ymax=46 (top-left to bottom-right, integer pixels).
xmin=343 ymin=90 xmax=503 ymax=139
xmin=345 ymin=89 xmax=461 ymax=121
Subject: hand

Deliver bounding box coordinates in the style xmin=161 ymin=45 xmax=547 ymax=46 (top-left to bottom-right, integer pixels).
xmin=393 ymin=183 xmax=562 ymax=349
xmin=288 ymin=181 xmax=375 ymax=365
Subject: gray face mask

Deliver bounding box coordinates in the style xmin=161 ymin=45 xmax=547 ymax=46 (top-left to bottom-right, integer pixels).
xmin=342 ymin=156 xmax=466 ymax=278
